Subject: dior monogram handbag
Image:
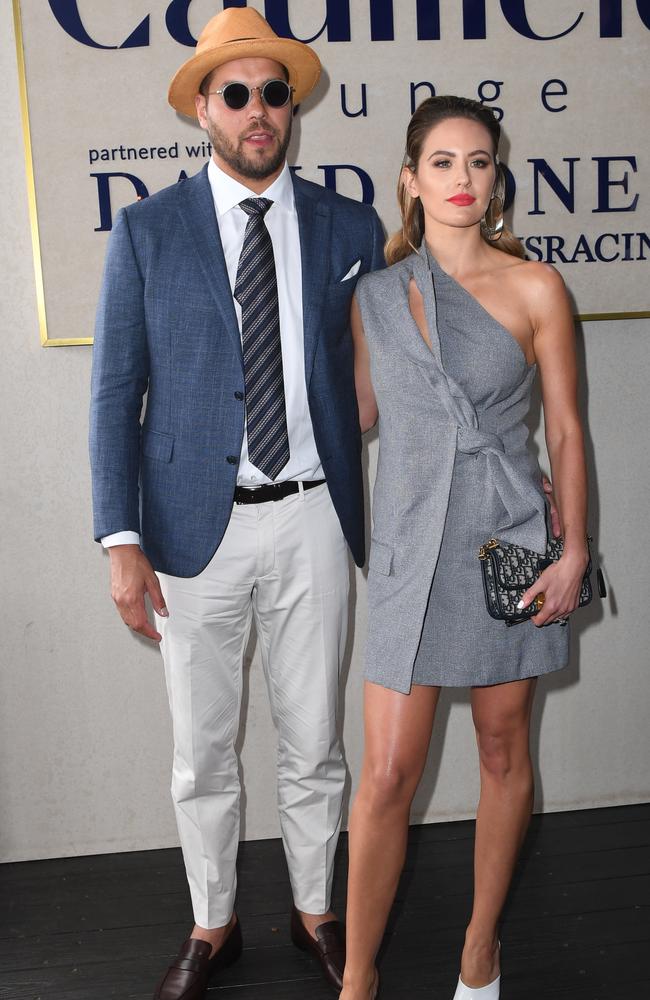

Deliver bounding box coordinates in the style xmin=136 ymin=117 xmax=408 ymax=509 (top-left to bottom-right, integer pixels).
xmin=478 ymin=535 xmax=605 ymax=627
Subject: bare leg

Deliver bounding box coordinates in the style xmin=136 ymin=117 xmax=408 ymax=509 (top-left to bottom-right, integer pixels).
xmin=460 ymin=678 xmax=537 ymax=987
xmin=294 ymin=906 xmax=337 ymax=937
xmin=191 ymin=914 xmax=238 ymax=956
xmin=341 ymin=681 xmax=441 ymax=999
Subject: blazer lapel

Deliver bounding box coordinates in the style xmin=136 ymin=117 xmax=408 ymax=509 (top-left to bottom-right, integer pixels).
xmin=177 ymin=165 xmax=242 ymax=365
xmin=293 ymin=177 xmax=331 ymax=383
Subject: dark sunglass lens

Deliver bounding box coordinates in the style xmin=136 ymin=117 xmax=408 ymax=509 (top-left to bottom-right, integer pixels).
xmin=263 ymin=80 xmax=291 ymax=107
xmin=222 ymin=83 xmax=250 ymax=110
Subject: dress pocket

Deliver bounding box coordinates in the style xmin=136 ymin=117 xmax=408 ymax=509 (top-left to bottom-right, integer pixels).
xmin=368 ymin=539 xmax=394 ymax=576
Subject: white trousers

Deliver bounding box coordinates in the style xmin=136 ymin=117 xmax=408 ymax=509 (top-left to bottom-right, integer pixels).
xmin=156 ymin=483 xmax=349 ymax=928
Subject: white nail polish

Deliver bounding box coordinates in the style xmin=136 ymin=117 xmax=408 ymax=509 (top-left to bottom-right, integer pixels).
xmin=516 ymin=599 xmax=524 ymax=609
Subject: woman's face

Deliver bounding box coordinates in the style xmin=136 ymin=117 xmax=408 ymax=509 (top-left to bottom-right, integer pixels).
xmin=404 ymin=116 xmax=497 ymax=232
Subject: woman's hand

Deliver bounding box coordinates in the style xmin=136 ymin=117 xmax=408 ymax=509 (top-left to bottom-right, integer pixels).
xmin=519 ymin=547 xmax=589 ymax=626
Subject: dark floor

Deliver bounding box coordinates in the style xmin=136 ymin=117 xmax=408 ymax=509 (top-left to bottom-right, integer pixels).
xmin=1 ymin=804 xmax=648 ymax=1000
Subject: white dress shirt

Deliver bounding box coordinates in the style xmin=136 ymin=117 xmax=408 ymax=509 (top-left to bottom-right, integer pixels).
xmin=102 ymin=159 xmax=322 ymax=549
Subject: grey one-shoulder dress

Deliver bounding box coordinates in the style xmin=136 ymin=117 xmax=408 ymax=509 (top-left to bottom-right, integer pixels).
xmin=356 ymin=247 xmax=569 ymax=693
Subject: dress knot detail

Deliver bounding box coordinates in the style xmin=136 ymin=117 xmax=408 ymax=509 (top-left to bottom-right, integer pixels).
xmin=457 ymin=427 xmax=504 ymax=455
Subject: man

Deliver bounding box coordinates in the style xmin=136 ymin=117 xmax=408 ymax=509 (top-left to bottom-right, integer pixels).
xmin=89 ymin=8 xmax=384 ymax=999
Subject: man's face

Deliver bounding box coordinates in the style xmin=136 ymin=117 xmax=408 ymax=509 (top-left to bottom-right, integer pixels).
xmin=195 ymin=57 xmax=292 ymax=191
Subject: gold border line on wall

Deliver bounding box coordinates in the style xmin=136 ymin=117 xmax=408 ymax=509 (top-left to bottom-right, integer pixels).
xmin=11 ymin=1 xmax=650 ymax=346
xmin=576 ymin=311 xmax=649 ymax=322
xmin=13 ymin=0 xmax=92 ymax=347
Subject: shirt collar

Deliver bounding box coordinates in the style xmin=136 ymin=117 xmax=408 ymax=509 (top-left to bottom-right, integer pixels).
xmin=207 ymin=158 xmax=294 ymax=219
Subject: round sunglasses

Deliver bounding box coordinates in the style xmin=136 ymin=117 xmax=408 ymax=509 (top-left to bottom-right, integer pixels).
xmin=208 ymin=79 xmax=294 ymax=111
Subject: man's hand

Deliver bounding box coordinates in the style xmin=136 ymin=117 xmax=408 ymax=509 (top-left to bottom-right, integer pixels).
xmin=108 ymin=545 xmax=168 ymax=642
xmin=542 ymin=474 xmax=561 ymax=539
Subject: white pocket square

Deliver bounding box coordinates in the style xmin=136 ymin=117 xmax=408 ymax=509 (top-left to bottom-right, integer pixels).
xmin=340 ymin=260 xmax=361 ymax=281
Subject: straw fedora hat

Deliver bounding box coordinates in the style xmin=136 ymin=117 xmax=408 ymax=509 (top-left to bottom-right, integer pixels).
xmin=168 ymin=8 xmax=322 ymax=119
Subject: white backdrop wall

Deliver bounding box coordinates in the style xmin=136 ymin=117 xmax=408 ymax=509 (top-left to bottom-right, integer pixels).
xmin=1 ymin=2 xmax=649 ymax=863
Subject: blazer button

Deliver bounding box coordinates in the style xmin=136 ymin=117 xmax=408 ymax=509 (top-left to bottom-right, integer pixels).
xmin=234 ymin=391 xmax=244 ymax=400
xmin=226 ymin=455 xmax=238 ymax=465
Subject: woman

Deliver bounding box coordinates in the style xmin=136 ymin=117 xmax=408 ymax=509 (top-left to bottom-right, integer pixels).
xmin=341 ymin=96 xmax=589 ymax=999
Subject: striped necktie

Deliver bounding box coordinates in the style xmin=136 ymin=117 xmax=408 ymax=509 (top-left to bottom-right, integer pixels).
xmin=234 ymin=197 xmax=290 ymax=481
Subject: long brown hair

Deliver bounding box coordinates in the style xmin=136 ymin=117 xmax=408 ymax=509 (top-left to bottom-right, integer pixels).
xmin=385 ymin=95 xmax=525 ymax=265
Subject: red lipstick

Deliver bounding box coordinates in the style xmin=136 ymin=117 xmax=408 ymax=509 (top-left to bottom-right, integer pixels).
xmin=447 ymin=194 xmax=476 ymax=206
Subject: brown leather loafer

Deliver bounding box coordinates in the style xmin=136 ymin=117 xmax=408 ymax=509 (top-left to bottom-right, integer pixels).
xmin=153 ymin=919 xmax=242 ymax=1000
xmin=290 ymin=906 xmax=345 ymax=992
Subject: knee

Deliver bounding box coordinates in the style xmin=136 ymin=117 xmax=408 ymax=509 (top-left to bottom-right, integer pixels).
xmin=476 ymin=729 xmax=530 ymax=784
xmin=171 ymin=741 xmax=238 ymax=804
xmin=359 ymin=757 xmax=418 ymax=816
xmin=278 ymin=731 xmax=343 ymax=781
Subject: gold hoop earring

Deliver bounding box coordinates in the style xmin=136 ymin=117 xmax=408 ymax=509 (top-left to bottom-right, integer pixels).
xmin=481 ymin=194 xmax=504 ymax=242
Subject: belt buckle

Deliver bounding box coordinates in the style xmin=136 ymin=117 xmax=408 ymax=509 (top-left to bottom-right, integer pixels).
xmin=235 ymin=485 xmax=260 ymax=505
xmin=236 ymin=483 xmax=275 ymax=505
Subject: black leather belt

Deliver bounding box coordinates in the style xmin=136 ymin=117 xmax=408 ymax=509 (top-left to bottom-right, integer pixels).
xmin=234 ymin=479 xmax=325 ymax=505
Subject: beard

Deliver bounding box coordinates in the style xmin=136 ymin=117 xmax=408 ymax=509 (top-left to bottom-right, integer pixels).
xmin=206 ymin=113 xmax=291 ymax=181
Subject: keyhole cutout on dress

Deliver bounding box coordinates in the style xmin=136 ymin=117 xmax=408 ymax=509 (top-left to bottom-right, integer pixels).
xmin=408 ymin=278 xmax=433 ymax=352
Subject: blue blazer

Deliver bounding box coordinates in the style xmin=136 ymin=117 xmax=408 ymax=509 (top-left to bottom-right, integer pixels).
xmin=89 ymin=165 xmax=385 ymax=576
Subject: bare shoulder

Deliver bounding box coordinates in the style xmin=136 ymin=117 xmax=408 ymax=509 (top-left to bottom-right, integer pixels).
xmin=505 ymin=259 xmax=567 ymax=298
xmin=494 ymin=258 xmax=568 ymax=315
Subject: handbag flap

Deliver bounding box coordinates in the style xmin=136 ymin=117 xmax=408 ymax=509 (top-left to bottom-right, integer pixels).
xmin=488 ymin=542 xmax=544 ymax=592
